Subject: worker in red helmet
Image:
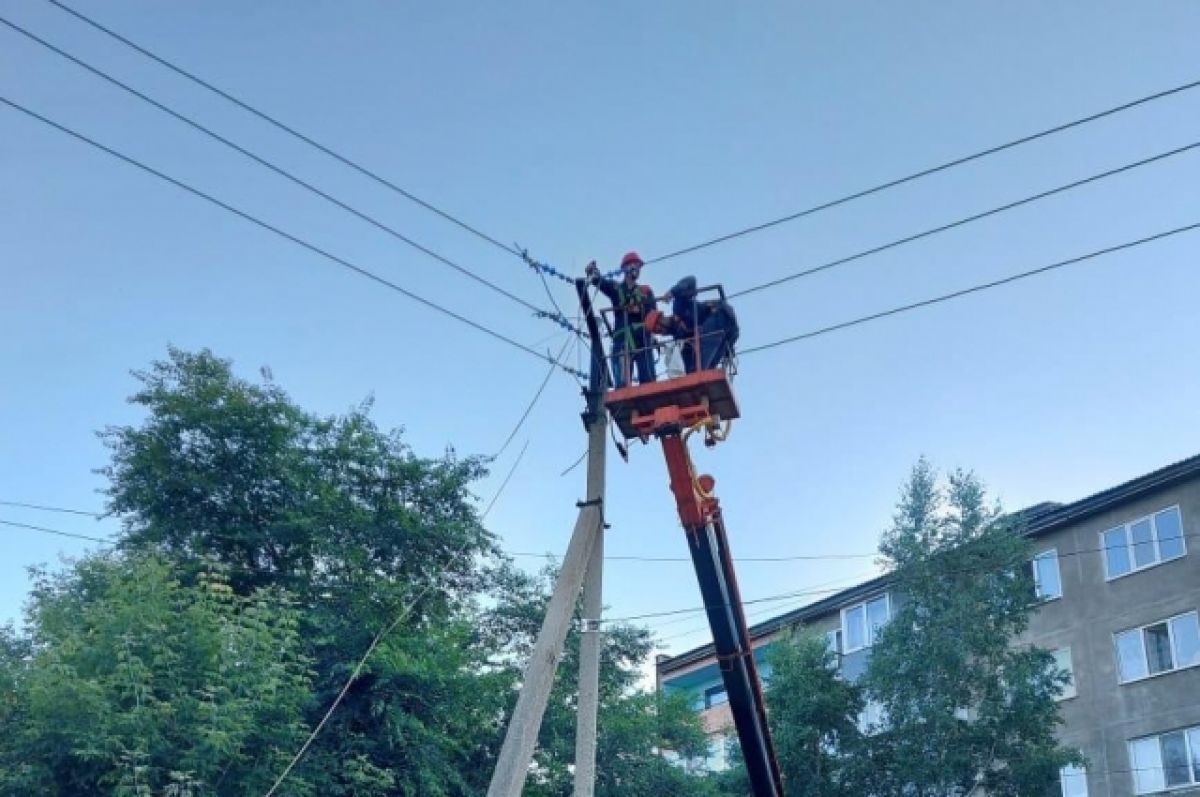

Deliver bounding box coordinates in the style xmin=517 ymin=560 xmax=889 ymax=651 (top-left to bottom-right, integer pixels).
xmin=585 ymin=252 xmax=657 ymax=388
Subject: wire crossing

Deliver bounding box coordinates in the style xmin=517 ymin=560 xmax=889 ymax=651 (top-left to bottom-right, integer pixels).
xmin=0 ymin=16 xmax=556 ymax=321
xmin=646 ymin=77 xmax=1200 ymax=265
xmin=730 ymin=140 xmax=1200 ymax=299
xmin=740 ymin=220 xmax=1200 ymax=355
xmin=0 ymin=95 xmax=586 ymax=380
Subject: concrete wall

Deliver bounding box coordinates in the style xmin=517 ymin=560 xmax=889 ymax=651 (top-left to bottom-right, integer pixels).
xmin=1021 ymin=480 xmax=1200 ymax=796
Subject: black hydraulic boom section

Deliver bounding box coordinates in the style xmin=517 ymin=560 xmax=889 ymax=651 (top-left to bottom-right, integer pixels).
xmin=686 ymin=511 xmax=784 ymax=797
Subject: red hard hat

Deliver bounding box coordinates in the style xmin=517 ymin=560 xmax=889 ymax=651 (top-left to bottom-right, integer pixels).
xmin=620 ymin=251 xmax=644 ymax=270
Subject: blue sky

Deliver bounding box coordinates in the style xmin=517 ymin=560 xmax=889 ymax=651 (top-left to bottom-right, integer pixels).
xmin=2 ymin=1 xmax=1199 ymax=658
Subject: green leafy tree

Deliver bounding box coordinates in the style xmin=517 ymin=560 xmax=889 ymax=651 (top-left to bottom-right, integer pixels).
xmin=855 ymin=460 xmax=1080 ymax=797
xmin=0 ymin=555 xmax=312 ymax=796
xmin=764 ymin=633 xmax=864 ymax=797
xmin=98 ymin=348 xmax=508 ymax=795
xmin=4 ymin=347 xmax=716 ymax=796
xmin=717 ymin=633 xmax=865 ymax=797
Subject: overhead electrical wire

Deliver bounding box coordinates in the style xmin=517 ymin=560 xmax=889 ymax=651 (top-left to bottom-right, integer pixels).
xmin=652 ymin=579 xmax=875 ymax=644
xmin=506 ymin=549 xmax=875 ymax=563
xmin=10 ymin=511 xmax=1196 ymax=625
xmin=0 ymin=518 xmax=111 ymax=544
xmin=43 ymin=0 xmax=524 ymax=261
xmin=0 ymin=95 xmax=585 ymax=379
xmin=0 ymin=501 xmax=874 ymax=564
xmin=0 ymin=499 xmax=103 ymax=517
xmin=482 ymin=440 xmax=531 ymax=520
xmin=490 ymin=334 xmax=573 ymax=460
xmin=595 ymin=531 xmax=1200 ymax=625
xmin=40 ymin=0 xmax=587 ymax=337
xmin=645 ymin=76 xmax=1200 ymax=265
xmin=645 ymin=568 xmax=883 ymax=639
xmin=740 ymin=220 xmax=1200 ymax=355
xmin=0 ymin=16 xmax=554 ymax=321
xmin=0 ymin=506 xmax=1105 ymax=570
xmin=730 ymin=141 xmax=1200 ymax=299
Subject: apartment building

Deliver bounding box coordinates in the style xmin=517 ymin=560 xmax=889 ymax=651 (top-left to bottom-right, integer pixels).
xmin=655 ymin=454 xmax=1200 ymax=795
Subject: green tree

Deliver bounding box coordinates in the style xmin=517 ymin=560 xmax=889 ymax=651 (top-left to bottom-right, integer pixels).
xmin=764 ymin=632 xmax=864 ymax=797
xmin=99 ymin=348 xmax=507 ymax=795
xmin=855 ymin=460 xmax=1080 ymax=797
xmin=0 ymin=555 xmax=311 ymax=796
xmin=5 ymin=347 xmax=716 ymax=796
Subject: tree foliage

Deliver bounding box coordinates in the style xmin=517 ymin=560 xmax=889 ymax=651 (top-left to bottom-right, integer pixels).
xmin=733 ymin=462 xmax=1080 ymax=797
xmin=0 ymin=555 xmax=311 ymax=796
xmin=860 ymin=460 xmax=1079 ymax=796
xmin=763 ymin=633 xmax=864 ymax=797
xmin=1 ymin=348 xmax=715 ymax=796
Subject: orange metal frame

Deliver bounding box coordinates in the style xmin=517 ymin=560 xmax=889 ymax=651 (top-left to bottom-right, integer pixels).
xmin=604 ymin=368 xmax=739 ymax=441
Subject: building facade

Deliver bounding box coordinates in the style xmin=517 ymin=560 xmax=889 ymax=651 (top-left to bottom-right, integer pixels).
xmin=656 ymin=455 xmax=1200 ymax=796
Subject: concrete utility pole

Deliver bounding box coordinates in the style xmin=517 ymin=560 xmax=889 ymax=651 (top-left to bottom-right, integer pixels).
xmin=486 ymin=280 xmax=610 ymax=797
xmin=573 ymin=485 xmax=603 ymax=797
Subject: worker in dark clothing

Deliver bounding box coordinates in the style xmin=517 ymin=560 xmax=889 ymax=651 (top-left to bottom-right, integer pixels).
xmin=585 ymin=252 xmax=657 ymax=388
xmin=652 ymin=276 xmax=739 ymax=373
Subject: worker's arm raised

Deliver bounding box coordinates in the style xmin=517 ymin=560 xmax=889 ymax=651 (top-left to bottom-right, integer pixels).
xmin=584 ymin=261 xmax=619 ymax=301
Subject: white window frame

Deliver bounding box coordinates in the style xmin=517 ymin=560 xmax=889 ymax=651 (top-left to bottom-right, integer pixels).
xmin=1128 ymin=724 xmax=1200 ymax=794
xmin=1051 ymin=647 xmax=1077 ymax=700
xmin=1113 ymin=610 xmax=1200 ymax=685
xmin=825 ymin=628 xmax=843 ymax=657
xmin=1032 ymin=548 xmax=1064 ymax=601
xmin=841 ymin=593 xmax=891 ymax=654
xmin=1101 ymin=505 xmax=1187 ymax=581
xmin=1059 ymin=763 xmax=1088 ymax=797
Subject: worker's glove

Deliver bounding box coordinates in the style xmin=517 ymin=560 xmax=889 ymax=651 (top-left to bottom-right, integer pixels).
xmin=645 ymin=309 xmax=663 ymax=334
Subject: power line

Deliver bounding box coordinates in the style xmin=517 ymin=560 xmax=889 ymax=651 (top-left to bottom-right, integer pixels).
xmin=0 ymin=518 xmax=111 ymax=544
xmin=595 ymin=532 xmax=1200 ymax=625
xmin=41 ymin=0 xmax=587 ymax=339
xmin=506 ymin=549 xmax=875 ymax=563
xmin=646 ymin=76 xmax=1200 ymax=264
xmin=6 ymin=503 xmax=1194 ymax=575
xmin=490 ymin=334 xmax=572 ymax=460
xmin=0 ymin=95 xmax=585 ymax=380
xmin=559 ymin=448 xmax=588 ymax=477
xmin=740 ymin=220 xmax=1200 ymax=355
xmin=730 ymin=141 xmax=1200 ymax=299
xmin=0 ymin=501 xmax=873 ymax=565
xmin=44 ymin=0 xmax=524 ymax=261
xmin=0 ymin=499 xmax=103 ymax=517
xmin=649 ymin=569 xmax=883 ymax=642
xmin=0 ymin=16 xmax=551 ymax=319
xmin=482 ymin=440 xmax=530 ymax=520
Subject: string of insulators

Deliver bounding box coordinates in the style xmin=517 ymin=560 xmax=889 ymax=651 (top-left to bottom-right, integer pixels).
xmin=520 ymin=247 xmax=625 ymax=283
xmin=519 ymin=246 xmax=576 ymax=284
xmin=534 ymin=309 xmax=585 ymax=338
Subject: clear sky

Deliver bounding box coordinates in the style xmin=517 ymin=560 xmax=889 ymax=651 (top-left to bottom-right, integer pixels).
xmin=3 ymin=1 xmax=1199 ymax=661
